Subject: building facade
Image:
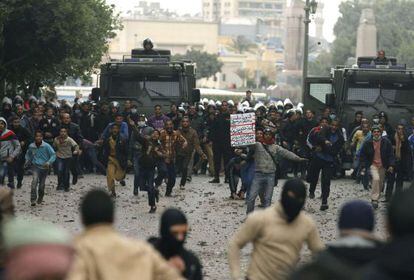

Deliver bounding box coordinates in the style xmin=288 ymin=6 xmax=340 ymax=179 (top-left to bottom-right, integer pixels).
xmin=108 ymin=18 xmax=219 ymax=59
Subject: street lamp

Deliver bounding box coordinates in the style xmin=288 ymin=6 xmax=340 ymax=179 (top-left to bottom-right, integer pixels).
xmin=302 ymin=0 xmax=318 ymax=101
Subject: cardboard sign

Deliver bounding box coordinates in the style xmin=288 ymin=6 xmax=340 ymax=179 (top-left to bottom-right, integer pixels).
xmin=230 ymin=113 xmax=256 ymax=147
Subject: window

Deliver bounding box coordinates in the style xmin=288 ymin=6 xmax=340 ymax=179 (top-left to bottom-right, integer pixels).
xmin=347 ymin=87 xmax=380 ymax=103
xmin=381 ymin=84 xmax=414 ymax=105
xmin=110 ymin=76 xmax=181 ymax=99
xmin=309 ymin=83 xmax=332 ymax=103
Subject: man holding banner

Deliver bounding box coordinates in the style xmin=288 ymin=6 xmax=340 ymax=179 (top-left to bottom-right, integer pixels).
xmin=230 ymin=113 xmax=308 ymax=214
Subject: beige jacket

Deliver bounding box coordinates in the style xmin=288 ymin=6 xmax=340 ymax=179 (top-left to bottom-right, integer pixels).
xmin=228 ymin=203 xmax=324 ymax=280
xmin=66 ymin=224 xmax=183 ymax=280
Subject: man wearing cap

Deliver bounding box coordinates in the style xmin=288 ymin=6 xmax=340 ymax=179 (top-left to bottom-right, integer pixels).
xmin=292 ymin=200 xmax=382 ymax=279
xmin=360 ymin=125 xmax=395 ymax=209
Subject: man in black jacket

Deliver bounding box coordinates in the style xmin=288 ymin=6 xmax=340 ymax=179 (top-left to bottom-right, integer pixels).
xmin=209 ymin=101 xmax=233 ymax=184
xmin=39 ymin=107 xmax=60 ymax=146
xmin=103 ymin=124 xmax=128 ymax=197
xmin=307 ymin=119 xmax=344 ymax=211
xmin=359 ymin=125 xmax=395 ymax=209
xmin=9 ymin=116 xmax=33 ymax=188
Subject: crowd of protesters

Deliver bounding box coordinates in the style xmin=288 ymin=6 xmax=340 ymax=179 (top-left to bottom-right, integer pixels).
xmin=0 ymin=90 xmax=412 ymax=279
xmin=0 ymin=91 xmax=413 ymax=212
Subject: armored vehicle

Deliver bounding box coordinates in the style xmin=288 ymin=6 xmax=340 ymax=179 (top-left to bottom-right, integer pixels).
xmin=99 ymin=48 xmax=199 ymax=113
xmin=304 ymin=57 xmax=414 ymax=127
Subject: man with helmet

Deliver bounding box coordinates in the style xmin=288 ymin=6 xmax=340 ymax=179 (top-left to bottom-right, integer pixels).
xmin=142 ymin=38 xmax=160 ymax=56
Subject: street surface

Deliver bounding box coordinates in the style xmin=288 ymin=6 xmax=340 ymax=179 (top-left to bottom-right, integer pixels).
xmin=15 ymin=174 xmax=388 ymax=279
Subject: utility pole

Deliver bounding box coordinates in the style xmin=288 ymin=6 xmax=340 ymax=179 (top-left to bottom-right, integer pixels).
xmin=302 ymin=0 xmax=318 ymax=101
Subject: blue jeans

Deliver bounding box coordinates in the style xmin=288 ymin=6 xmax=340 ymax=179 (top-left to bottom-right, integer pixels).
xmin=241 ymin=161 xmax=255 ymax=193
xmin=85 ymin=146 xmax=106 ymax=175
xmin=57 ymin=158 xmax=71 ymax=190
xmin=31 ymin=166 xmax=48 ymax=202
xmin=165 ymin=163 xmax=176 ymax=194
xmin=246 ymin=172 xmax=275 ymax=214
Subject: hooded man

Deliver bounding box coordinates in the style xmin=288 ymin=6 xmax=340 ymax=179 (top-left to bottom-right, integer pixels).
xmin=149 ymin=208 xmax=203 ymax=280
xmin=228 ymin=179 xmax=324 ymax=280
xmin=0 ymin=117 xmax=21 ymax=187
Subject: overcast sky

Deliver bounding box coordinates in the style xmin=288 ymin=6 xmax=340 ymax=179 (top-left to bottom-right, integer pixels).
xmin=106 ymin=0 xmax=343 ymax=42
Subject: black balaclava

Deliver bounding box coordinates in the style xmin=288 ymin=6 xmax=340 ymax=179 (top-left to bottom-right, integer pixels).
xmin=281 ymin=179 xmax=307 ymax=223
xmin=159 ymin=208 xmax=188 ymax=258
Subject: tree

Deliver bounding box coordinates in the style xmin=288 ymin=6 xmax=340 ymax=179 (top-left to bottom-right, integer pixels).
xmin=331 ymin=0 xmax=414 ymax=67
xmin=230 ymin=35 xmax=256 ymax=54
xmin=173 ymin=49 xmax=223 ymax=80
xmin=0 ymin=0 xmax=121 ymax=95
xmin=309 ymin=51 xmax=333 ymax=76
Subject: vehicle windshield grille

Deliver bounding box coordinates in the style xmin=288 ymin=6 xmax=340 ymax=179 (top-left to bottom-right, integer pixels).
xmin=347 ymin=87 xmax=380 ymax=103
xmin=110 ymin=77 xmax=180 ymax=98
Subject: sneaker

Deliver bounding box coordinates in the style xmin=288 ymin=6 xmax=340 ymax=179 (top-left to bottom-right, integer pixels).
xmin=149 ymin=206 xmax=157 ymax=213
xmin=180 ymin=185 xmax=185 ymax=190
xmin=372 ymin=200 xmax=379 ymax=209
xmin=120 ymin=180 xmax=126 ymax=187
xmin=186 ymin=176 xmax=192 ymax=182
xmin=37 ymin=197 xmax=43 ymax=204
xmin=31 ymin=201 xmax=36 ymax=206
xmin=209 ymin=178 xmax=220 ymax=183
xmin=309 ymin=192 xmax=315 ymax=199
xmin=237 ymin=191 xmax=245 ymax=200
xmin=320 ymin=204 xmax=329 ymax=211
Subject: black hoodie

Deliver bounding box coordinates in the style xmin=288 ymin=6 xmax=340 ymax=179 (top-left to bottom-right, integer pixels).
xmin=148 ymin=209 xmax=203 ymax=280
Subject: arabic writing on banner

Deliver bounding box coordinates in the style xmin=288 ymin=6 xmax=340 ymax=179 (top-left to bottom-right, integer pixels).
xmin=230 ymin=113 xmax=256 ymax=147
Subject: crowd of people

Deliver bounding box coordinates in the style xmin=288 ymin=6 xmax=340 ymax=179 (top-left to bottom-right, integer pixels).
xmin=0 ymin=91 xmax=413 ymax=212
xmin=0 ymin=90 xmax=413 ymax=279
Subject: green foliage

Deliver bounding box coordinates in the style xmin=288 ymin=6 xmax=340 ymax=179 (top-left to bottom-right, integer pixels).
xmin=309 ymin=51 xmax=333 ymax=76
xmin=173 ymin=49 xmax=223 ymax=80
xmin=230 ymin=35 xmax=256 ymax=54
xmin=332 ymin=0 xmax=414 ymax=67
xmin=0 ymin=0 xmax=121 ymax=94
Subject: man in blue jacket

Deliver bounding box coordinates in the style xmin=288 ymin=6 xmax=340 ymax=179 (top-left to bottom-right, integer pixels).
xmin=25 ymin=131 xmax=56 ymax=206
